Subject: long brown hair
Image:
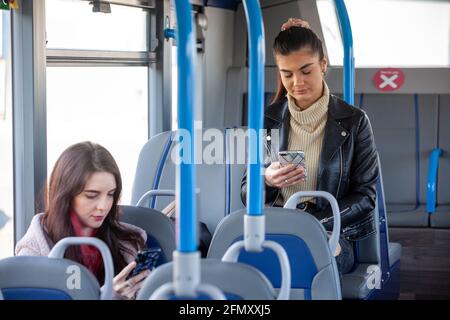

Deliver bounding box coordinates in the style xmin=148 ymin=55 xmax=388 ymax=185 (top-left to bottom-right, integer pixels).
xmin=271 ymin=26 xmax=325 ymax=104
xmin=42 ymin=142 xmax=144 ymax=277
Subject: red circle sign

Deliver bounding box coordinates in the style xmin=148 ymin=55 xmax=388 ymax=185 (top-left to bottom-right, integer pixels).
xmin=373 ymin=68 xmax=405 ymax=92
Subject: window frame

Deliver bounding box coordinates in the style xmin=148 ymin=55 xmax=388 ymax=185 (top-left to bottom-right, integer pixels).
xmin=12 ymin=0 xmax=172 ymax=243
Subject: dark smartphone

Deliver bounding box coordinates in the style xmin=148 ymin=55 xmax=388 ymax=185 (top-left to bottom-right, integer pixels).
xmin=126 ymin=247 xmax=161 ymax=280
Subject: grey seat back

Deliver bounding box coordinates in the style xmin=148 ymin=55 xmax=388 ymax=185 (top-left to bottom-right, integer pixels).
xmin=432 ymin=94 xmax=450 ymax=227
xmin=131 ymin=129 xmax=246 ymax=234
xmin=362 ymin=94 xmax=437 ymax=227
xmin=224 ymin=127 xmax=247 ymax=215
xmin=132 ymin=131 xmax=175 ymax=212
xmin=208 ymin=208 xmax=341 ymax=300
xmin=120 ymin=205 xmax=176 ymax=263
xmin=137 ymin=259 xmax=276 ymax=300
xmin=0 ymin=256 xmax=100 ymax=300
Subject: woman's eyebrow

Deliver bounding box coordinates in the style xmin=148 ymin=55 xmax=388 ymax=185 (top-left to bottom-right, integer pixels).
xmin=280 ymin=62 xmax=314 ymax=73
xmin=299 ymin=62 xmax=314 ymax=70
xmin=84 ymin=190 xmax=100 ymax=193
xmin=84 ymin=189 xmax=116 ymax=193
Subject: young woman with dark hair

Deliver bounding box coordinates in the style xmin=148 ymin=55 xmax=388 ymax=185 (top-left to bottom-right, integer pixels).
xmin=241 ymin=19 xmax=379 ymax=275
xmin=16 ymin=141 xmax=149 ymax=299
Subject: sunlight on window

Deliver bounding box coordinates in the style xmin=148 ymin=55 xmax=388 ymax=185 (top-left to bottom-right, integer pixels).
xmin=317 ymin=0 xmax=450 ymax=67
xmin=317 ymin=0 xmax=344 ymax=66
xmin=46 ymin=67 xmax=148 ymax=205
xmin=0 ymin=11 xmax=14 ymax=259
xmin=46 ymin=0 xmax=148 ymax=51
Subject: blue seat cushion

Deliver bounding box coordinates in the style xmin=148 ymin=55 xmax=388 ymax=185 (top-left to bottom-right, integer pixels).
xmin=2 ymin=288 xmax=72 ymax=300
xmin=236 ymin=234 xmax=318 ymax=289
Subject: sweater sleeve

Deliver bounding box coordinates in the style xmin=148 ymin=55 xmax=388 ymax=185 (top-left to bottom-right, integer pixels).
xmin=15 ymin=231 xmax=46 ymax=256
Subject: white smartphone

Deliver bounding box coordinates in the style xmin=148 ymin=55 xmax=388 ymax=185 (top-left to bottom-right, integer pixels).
xmin=278 ymin=150 xmax=307 ymax=178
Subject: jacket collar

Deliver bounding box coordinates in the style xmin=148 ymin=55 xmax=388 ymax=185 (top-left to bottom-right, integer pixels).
xmin=265 ymin=97 xmax=289 ymax=124
xmin=265 ymin=94 xmax=355 ymax=124
xmin=265 ymin=95 xmax=355 ymax=157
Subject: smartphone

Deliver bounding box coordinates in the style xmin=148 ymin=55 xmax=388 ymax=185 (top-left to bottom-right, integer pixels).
xmin=278 ymin=150 xmax=307 ymax=180
xmin=278 ymin=150 xmax=306 ymax=168
xmin=126 ymin=247 xmax=162 ymax=280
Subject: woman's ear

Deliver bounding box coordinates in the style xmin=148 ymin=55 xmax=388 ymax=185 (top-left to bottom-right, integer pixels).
xmin=321 ymin=56 xmax=328 ymax=75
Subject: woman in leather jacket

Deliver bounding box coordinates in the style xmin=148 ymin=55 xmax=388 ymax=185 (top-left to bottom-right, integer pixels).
xmin=240 ymin=19 xmax=379 ymax=274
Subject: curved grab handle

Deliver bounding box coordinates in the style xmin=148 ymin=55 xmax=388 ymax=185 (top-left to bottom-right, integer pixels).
xmin=149 ymin=282 xmax=226 ymax=300
xmin=136 ymin=189 xmax=176 ymax=207
xmin=284 ymin=191 xmax=341 ymax=257
xmin=49 ymin=237 xmax=114 ymax=300
xmin=222 ymin=240 xmax=291 ymax=300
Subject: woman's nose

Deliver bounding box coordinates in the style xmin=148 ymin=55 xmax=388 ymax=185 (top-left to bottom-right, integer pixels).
xmin=97 ymin=197 xmax=109 ymax=211
xmin=294 ymin=74 xmax=305 ymax=86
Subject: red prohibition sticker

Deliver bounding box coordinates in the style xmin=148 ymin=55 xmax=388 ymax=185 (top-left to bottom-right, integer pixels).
xmin=373 ymin=68 xmax=405 ymax=92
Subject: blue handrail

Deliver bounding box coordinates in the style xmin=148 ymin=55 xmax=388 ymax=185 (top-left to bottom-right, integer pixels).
xmin=334 ymin=0 xmax=354 ymax=105
xmin=426 ymin=148 xmax=442 ymax=214
xmin=174 ymin=0 xmax=197 ymax=253
xmin=243 ymin=0 xmax=265 ymax=216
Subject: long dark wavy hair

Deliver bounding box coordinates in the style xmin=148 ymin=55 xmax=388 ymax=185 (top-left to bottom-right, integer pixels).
xmin=41 ymin=141 xmax=145 ymax=278
xmin=271 ymin=26 xmax=325 ymax=104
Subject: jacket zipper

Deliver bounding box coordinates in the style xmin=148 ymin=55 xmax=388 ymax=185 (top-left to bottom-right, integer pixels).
xmin=320 ymin=206 xmax=350 ymax=224
xmin=336 ymin=146 xmax=343 ymax=199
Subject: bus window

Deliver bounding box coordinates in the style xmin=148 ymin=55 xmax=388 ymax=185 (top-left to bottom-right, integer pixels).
xmin=46 ymin=0 xmax=148 ymax=51
xmin=0 ymin=10 xmax=13 ymax=259
xmin=45 ymin=1 xmax=151 ymax=205
xmin=46 ymin=67 xmax=148 ymax=205
xmin=318 ymin=0 xmax=450 ymax=67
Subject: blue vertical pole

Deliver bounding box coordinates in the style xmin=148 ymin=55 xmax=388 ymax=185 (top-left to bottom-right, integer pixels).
xmin=173 ymin=0 xmax=197 ymax=252
xmin=243 ymin=0 xmax=265 ymax=216
xmin=334 ymin=0 xmax=354 ymax=105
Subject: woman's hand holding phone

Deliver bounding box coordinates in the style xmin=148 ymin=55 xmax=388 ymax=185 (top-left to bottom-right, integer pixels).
xmin=113 ymin=260 xmax=150 ymax=300
xmin=265 ymin=161 xmax=306 ymax=188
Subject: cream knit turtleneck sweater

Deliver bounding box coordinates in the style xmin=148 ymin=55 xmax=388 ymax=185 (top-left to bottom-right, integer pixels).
xmin=280 ymin=82 xmax=329 ymax=204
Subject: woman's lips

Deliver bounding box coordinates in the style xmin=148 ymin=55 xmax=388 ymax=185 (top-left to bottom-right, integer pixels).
xmin=93 ymin=216 xmax=105 ymax=222
xmin=294 ymin=89 xmax=309 ymax=95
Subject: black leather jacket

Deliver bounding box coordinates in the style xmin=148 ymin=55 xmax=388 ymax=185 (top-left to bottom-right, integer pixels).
xmin=241 ymin=95 xmax=379 ymax=241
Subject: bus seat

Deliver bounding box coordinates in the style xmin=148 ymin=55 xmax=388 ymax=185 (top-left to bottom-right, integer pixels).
xmin=362 ymin=94 xmax=437 ymax=227
xmin=131 ymin=129 xmax=246 ymax=234
xmin=224 ymin=127 xmax=247 ymax=216
xmin=137 ymin=259 xmax=276 ymax=300
xmin=432 ymin=206 xmax=450 ymax=228
xmin=343 ymin=198 xmax=401 ymax=299
xmin=207 ymin=208 xmax=342 ymax=300
xmin=131 ymin=131 xmax=175 ymax=212
xmin=388 ymin=242 xmax=402 ymax=268
xmin=431 ymin=94 xmax=450 ymax=228
xmin=120 ymin=205 xmax=176 ymax=265
xmin=0 ymin=237 xmax=114 ymax=300
xmin=0 ymin=256 xmax=101 ymax=300
xmin=354 ymin=164 xmax=402 ymax=300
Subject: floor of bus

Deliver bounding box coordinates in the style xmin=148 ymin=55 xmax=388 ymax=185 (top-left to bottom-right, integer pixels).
xmin=389 ymin=227 xmax=450 ymax=300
